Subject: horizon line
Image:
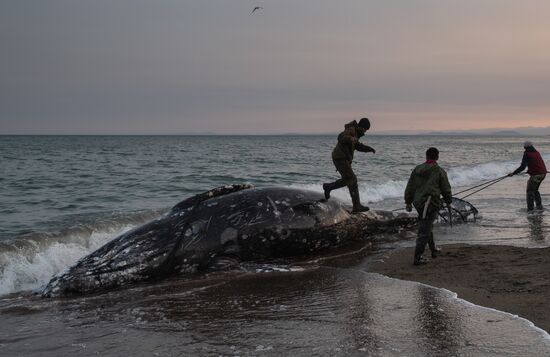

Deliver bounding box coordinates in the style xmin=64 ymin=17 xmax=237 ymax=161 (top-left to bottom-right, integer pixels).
xmin=2 ymin=126 xmax=550 ymax=136
xmin=2 ymin=132 xmax=550 ymax=137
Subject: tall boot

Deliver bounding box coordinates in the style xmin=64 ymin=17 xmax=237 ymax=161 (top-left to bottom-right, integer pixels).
xmin=427 ymin=232 xmax=440 ymax=258
xmin=427 ymin=232 xmax=435 ymax=252
xmin=527 ymin=190 xmax=536 ymax=211
xmin=534 ymin=191 xmax=543 ymax=209
xmin=413 ymin=244 xmax=428 ymax=265
xmin=322 ymin=183 xmax=333 ymax=200
xmin=349 ymin=185 xmax=369 ymax=213
xmin=322 ymin=179 xmax=346 ymax=200
xmin=414 ymin=219 xmax=431 ymax=265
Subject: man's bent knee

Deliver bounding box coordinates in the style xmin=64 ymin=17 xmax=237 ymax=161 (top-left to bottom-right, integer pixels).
xmin=344 ymin=175 xmax=357 ymax=187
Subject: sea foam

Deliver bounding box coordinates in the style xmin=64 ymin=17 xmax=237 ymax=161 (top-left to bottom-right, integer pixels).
xmin=294 ymin=155 xmax=549 ymax=204
xmin=0 ymin=225 xmax=136 ymax=296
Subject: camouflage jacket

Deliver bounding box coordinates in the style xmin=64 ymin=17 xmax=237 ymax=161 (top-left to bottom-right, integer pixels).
xmin=404 ymin=161 xmax=452 ymax=210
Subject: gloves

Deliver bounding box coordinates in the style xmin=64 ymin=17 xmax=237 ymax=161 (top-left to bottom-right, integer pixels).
xmin=370 ymin=148 xmax=376 ymax=154
xmin=405 ymin=203 xmax=412 ymax=212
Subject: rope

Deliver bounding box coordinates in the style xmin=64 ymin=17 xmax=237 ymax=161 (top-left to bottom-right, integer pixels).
xmin=453 ymin=175 xmax=508 ymax=196
xmin=459 ymin=176 xmax=508 ymax=199
xmin=390 ymin=172 xmax=520 ymax=211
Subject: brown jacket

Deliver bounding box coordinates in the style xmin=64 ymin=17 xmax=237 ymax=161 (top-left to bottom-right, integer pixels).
xmin=332 ymin=120 xmax=374 ymax=162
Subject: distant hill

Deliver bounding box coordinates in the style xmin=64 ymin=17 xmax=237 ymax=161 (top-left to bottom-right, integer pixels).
xmin=375 ymin=126 xmax=550 ymax=136
xmin=490 ymin=130 xmax=522 ymax=136
xmin=425 ymin=130 xmax=522 ymax=136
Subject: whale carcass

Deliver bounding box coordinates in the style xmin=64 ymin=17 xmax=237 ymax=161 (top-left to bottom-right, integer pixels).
xmin=41 ymin=185 xmax=418 ymax=297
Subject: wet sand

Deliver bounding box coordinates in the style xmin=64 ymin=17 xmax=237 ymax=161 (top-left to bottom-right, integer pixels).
xmin=368 ymin=244 xmax=550 ymax=333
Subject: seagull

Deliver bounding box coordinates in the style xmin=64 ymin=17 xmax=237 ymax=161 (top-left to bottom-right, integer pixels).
xmin=251 ymin=6 xmax=263 ymax=15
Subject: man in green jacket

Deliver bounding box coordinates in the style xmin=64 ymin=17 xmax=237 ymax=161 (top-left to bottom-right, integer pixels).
xmin=405 ymin=147 xmax=452 ymax=265
xmin=322 ymin=118 xmax=375 ymax=213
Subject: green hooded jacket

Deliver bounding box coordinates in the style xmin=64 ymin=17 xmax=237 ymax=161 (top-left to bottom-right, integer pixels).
xmin=404 ymin=162 xmax=452 ymax=210
xmin=332 ymin=120 xmax=374 ymax=162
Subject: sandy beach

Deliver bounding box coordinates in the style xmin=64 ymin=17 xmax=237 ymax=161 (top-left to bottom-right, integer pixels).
xmin=368 ymin=244 xmax=550 ymax=333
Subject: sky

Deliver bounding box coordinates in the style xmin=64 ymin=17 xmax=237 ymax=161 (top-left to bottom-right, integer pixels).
xmin=1 ymin=0 xmax=550 ymax=134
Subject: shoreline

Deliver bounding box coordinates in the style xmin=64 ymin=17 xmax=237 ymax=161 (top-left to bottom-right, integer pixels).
xmin=367 ymin=244 xmax=550 ymax=333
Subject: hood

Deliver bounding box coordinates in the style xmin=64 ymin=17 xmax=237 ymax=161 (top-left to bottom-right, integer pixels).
xmin=344 ymin=120 xmax=358 ymax=129
xmin=343 ymin=120 xmax=364 ymax=138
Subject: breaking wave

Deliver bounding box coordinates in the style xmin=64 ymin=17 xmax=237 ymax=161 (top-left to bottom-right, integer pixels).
xmin=0 ymin=212 xmax=162 ymax=296
xmin=294 ymin=154 xmax=549 ymax=204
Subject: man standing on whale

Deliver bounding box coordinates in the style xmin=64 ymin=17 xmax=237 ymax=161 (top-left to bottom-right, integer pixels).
xmin=322 ymin=117 xmax=375 ymax=213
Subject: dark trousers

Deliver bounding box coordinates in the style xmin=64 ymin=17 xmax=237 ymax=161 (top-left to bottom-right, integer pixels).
xmin=331 ymin=158 xmax=358 ymax=189
xmin=414 ymin=208 xmax=438 ymax=260
xmin=325 ymin=158 xmax=364 ymax=208
xmin=527 ymin=174 xmax=545 ymax=210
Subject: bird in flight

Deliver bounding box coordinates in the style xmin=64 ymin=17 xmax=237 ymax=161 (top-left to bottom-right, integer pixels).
xmin=251 ymin=6 xmax=263 ymax=15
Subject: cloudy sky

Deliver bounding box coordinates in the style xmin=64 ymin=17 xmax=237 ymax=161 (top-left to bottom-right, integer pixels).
xmin=1 ymin=0 xmax=550 ymax=134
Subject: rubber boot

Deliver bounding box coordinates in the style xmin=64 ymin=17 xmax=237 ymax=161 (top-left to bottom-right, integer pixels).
xmin=427 ymin=232 xmax=440 ymax=258
xmin=534 ymin=191 xmax=543 ymax=210
xmin=413 ymin=244 xmax=428 ymax=265
xmin=322 ymin=180 xmax=346 ymax=200
xmin=413 ymin=218 xmax=431 ymax=264
xmin=527 ymin=191 xmax=536 ymax=211
xmin=322 ymin=183 xmax=332 ymax=200
xmin=349 ymin=185 xmax=369 ymax=213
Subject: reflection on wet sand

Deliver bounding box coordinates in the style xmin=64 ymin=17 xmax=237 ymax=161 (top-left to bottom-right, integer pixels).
xmin=2 ymin=267 xmax=550 ymax=356
xmin=415 ymin=284 xmax=463 ymax=356
xmin=341 ymin=283 xmax=379 ymax=352
xmin=527 ymin=212 xmax=545 ymax=242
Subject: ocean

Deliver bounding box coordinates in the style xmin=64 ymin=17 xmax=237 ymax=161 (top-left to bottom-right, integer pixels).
xmin=1 ymin=135 xmax=550 ymax=356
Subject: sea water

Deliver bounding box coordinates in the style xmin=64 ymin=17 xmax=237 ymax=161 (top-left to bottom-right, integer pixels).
xmin=1 ymin=135 xmax=549 ymax=356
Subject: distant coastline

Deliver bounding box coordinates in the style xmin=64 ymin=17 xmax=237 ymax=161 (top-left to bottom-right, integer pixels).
xmin=374 ymin=126 xmax=550 ymax=136
xmin=2 ymin=126 xmax=550 ymax=136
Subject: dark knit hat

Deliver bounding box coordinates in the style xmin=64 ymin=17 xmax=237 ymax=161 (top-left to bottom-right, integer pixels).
xmin=358 ymin=118 xmax=370 ymax=130
xmin=426 ymin=147 xmax=439 ymax=160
